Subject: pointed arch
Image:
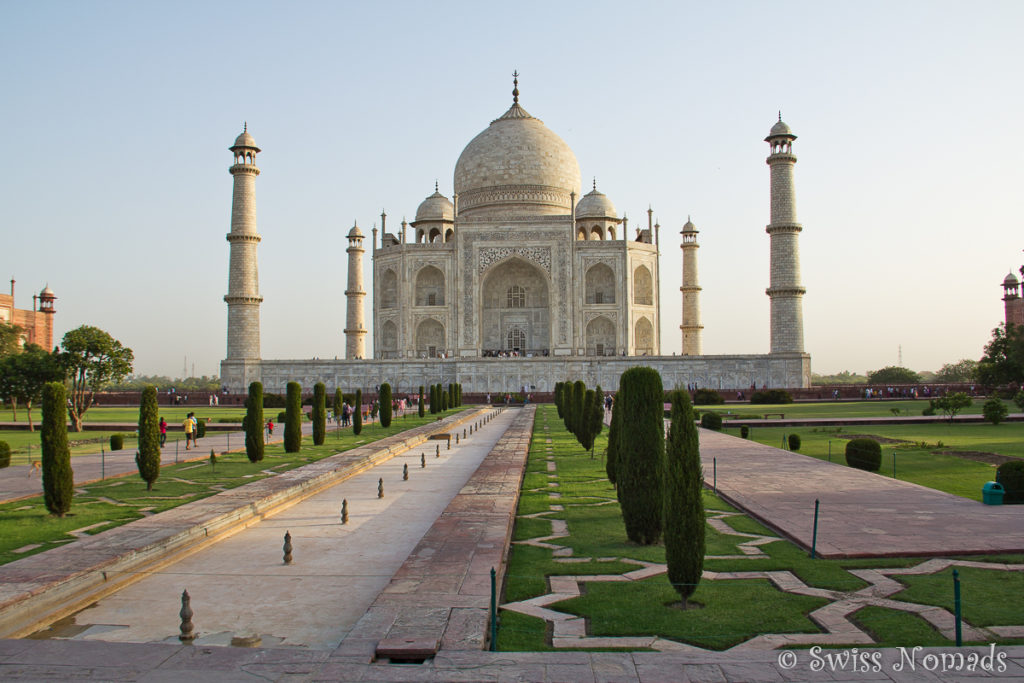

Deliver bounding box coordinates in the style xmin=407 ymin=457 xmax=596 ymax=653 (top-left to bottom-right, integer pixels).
xmin=380 ymin=269 xmax=398 ymax=309
xmin=634 ymin=317 xmax=654 ymax=355
xmin=415 ymin=265 xmax=445 ymax=306
xmin=633 ymin=265 xmax=653 ymax=306
xmin=585 ymin=263 xmax=615 ymax=304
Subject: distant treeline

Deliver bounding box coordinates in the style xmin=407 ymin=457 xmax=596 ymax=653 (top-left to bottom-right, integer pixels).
xmin=107 ymin=375 xmax=221 ymax=391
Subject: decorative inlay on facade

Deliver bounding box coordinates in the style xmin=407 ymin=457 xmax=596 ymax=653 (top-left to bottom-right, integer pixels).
xmin=584 ymin=311 xmax=616 ymax=325
xmin=478 ymin=246 xmax=552 ymax=275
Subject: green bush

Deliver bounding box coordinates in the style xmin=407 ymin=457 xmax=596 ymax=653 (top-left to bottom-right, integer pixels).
xmin=788 ymin=433 xmax=801 ymax=451
xmin=284 ymin=381 xmax=302 ymax=453
xmin=353 ymin=389 xmax=363 ymax=436
xmin=663 ymin=389 xmax=704 ymax=606
xmin=922 ymin=403 xmax=936 ymax=416
xmin=246 ymin=382 xmax=265 ymax=463
xmin=418 ymin=385 xmax=425 ymax=418
xmin=615 ymin=367 xmax=665 ymax=545
xmin=845 ymin=438 xmax=882 ymax=472
xmin=740 ymin=425 xmax=749 ymax=439
xmin=312 ymin=382 xmax=327 ymax=445
xmin=110 ymin=434 xmax=124 ymax=451
xmin=379 ymin=382 xmax=392 ymax=428
xmin=554 ymin=382 xmax=565 ymax=419
xmin=692 ymin=388 xmax=724 ymax=405
xmin=196 ymin=419 xmax=206 ymax=439
xmin=277 ymin=411 xmax=287 ymax=423
xmin=699 ymin=412 xmax=723 ymax=430
xmin=750 ymin=389 xmax=793 ymax=404
xmin=41 ymin=382 xmax=72 ymax=517
xmin=333 ymin=388 xmax=344 ymax=420
xmin=983 ymin=398 xmax=1009 ymax=425
xmin=996 ymin=461 xmax=1024 ymax=504
xmin=0 ymin=441 xmax=10 ymax=468
xmin=263 ymin=393 xmax=286 ymax=408
xmin=136 ymin=385 xmax=160 ymax=490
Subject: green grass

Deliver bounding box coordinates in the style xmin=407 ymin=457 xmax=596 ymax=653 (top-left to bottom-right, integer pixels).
xmin=702 ymin=398 xmax=1010 ymax=420
xmin=0 ymin=405 xmax=250 ymax=424
xmin=0 ymin=409 xmax=463 ymax=566
xmin=727 ymin=425 xmax=1020 ymax=501
xmin=499 ymin=405 xmax=1024 ymax=652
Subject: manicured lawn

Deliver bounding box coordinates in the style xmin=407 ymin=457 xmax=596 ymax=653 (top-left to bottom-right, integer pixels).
xmin=725 ymin=424 xmax=1024 ymax=501
xmin=0 ymin=409 xmax=463 ymax=566
xmin=0 ymin=405 xmax=250 ymax=424
xmin=701 ymin=398 xmax=1011 ymax=420
xmin=498 ymin=405 xmax=1024 ymax=652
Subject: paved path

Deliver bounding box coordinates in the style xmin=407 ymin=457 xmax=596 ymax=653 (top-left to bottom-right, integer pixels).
xmin=25 ymin=410 xmax=516 ymax=650
xmin=699 ymin=429 xmax=1024 ymax=558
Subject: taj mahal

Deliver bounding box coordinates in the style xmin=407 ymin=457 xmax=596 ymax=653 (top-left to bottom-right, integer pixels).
xmin=220 ymin=76 xmax=811 ymax=395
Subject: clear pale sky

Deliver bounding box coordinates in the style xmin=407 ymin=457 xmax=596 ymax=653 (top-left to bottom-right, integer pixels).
xmin=2 ymin=1 xmax=1022 ymax=379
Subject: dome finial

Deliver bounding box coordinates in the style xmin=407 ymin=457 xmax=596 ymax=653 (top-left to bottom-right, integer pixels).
xmin=592 ymin=177 xmax=596 ymax=191
xmin=243 ymin=121 xmax=247 ymax=132
xmin=778 ymin=111 xmax=782 ymax=122
xmin=435 ymin=180 xmax=439 ymax=192
xmin=512 ymin=70 xmax=519 ymax=104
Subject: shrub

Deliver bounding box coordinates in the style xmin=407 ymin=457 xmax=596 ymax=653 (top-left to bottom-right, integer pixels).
xmin=932 ymin=392 xmax=972 ymax=422
xmin=1014 ymin=390 xmax=1024 ymax=413
xmin=110 ymin=434 xmax=124 ymax=451
xmin=41 ymin=382 xmax=72 ymax=517
xmin=263 ymin=393 xmax=286 ymax=408
xmin=418 ymin=385 xmax=425 ymax=418
xmin=615 ymin=366 xmax=665 ymax=545
xmin=922 ymin=403 xmax=936 ymax=416
xmin=692 ymin=388 xmax=724 ymax=405
xmin=196 ymin=419 xmax=206 ymax=439
xmin=277 ymin=411 xmax=287 ymax=423
xmin=284 ymin=381 xmax=302 ymax=452
xmin=379 ymin=382 xmax=392 ymax=428
xmin=312 ymin=382 xmax=327 ymax=445
xmin=333 ymin=388 xmax=343 ymax=419
xmin=246 ymin=382 xmax=265 ymax=463
xmin=983 ymin=398 xmax=1009 ymax=425
xmin=996 ymin=460 xmax=1024 ymax=504
xmin=0 ymin=441 xmax=10 ymax=468
xmin=136 ymin=385 xmax=160 ymax=490
xmin=554 ymin=382 xmax=565 ymax=419
xmin=751 ymin=389 xmax=793 ymax=404
xmin=663 ymin=389 xmax=704 ymax=606
xmin=740 ymin=425 xmax=750 ymax=439
xmin=605 ymin=395 xmax=621 ymax=486
xmin=573 ymin=380 xmax=586 ymax=438
xmin=353 ymin=389 xmax=363 ymax=436
xmin=788 ymin=433 xmax=801 ymax=451
xmin=699 ymin=412 xmax=723 ymax=431
xmin=845 ymin=438 xmax=882 ymax=472
xmin=588 ymin=384 xmax=605 ymax=458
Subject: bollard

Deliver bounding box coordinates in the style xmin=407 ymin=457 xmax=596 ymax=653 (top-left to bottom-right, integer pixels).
xmin=421 ymin=452 xmax=426 ymax=468
xmin=283 ymin=531 xmax=293 ymax=564
xmin=713 ymin=457 xmax=717 ymax=494
xmin=436 ymin=444 xmax=440 ymax=458
xmin=463 ymin=428 xmax=467 ymax=439
xmin=811 ymin=499 xmax=820 ymax=559
xmin=341 ymin=499 xmax=349 ymax=524
xmin=378 ymin=478 xmax=384 ymax=498
xmin=403 ymin=463 xmax=409 ymax=481
xmin=456 ymin=434 xmax=459 ymax=445
xmin=447 ymin=438 xmax=451 ymax=450
xmin=953 ymin=568 xmax=963 ymax=646
xmin=489 ymin=567 xmax=497 ymax=652
xmin=179 ymin=590 xmax=196 ymax=643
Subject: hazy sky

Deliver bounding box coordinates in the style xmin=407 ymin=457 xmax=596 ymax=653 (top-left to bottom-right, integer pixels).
xmin=2 ymin=1 xmax=1022 ymax=378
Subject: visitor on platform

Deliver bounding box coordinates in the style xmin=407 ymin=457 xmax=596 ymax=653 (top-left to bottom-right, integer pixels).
xmin=159 ymin=417 xmax=168 ymax=446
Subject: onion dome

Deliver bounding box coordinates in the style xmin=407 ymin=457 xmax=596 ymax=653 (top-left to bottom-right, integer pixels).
xmin=230 ymin=123 xmax=260 ymax=152
xmin=1004 ymin=272 xmax=1019 ymax=286
xmin=681 ymin=217 xmax=697 ymax=233
xmin=347 ymin=223 xmax=363 ymax=238
xmin=453 ymin=73 xmax=581 ymax=218
xmin=766 ymin=114 xmax=796 ymax=141
xmin=414 ymin=185 xmax=454 ymax=224
xmin=40 ymin=285 xmax=56 ymax=297
xmin=575 ymin=183 xmax=618 ymax=220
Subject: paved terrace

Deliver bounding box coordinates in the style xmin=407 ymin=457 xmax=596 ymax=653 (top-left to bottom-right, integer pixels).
xmin=699 ymin=429 xmax=1024 ymax=558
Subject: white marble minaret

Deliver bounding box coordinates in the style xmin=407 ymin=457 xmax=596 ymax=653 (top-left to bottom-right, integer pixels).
xmin=224 ymin=125 xmax=263 ymax=360
xmin=344 ymin=222 xmax=367 ymax=359
xmin=679 ymin=217 xmax=703 ymax=355
xmin=765 ymin=116 xmax=805 ymax=354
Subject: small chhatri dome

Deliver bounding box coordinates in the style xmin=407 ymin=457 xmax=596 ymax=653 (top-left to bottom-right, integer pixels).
xmin=1004 ymin=271 xmax=1019 ymax=286
xmin=231 ymin=123 xmax=260 ymax=151
xmin=39 ymin=285 xmax=56 ymax=297
xmin=681 ymin=216 xmax=697 ymax=233
xmin=348 ymin=222 xmax=363 ymax=238
xmin=766 ymin=113 xmax=795 ymax=140
xmin=414 ymin=186 xmax=455 ymax=223
xmin=575 ymin=184 xmax=617 ymax=219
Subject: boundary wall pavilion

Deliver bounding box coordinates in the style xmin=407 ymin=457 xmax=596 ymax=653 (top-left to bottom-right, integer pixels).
xmin=221 ymin=353 xmax=810 ymax=395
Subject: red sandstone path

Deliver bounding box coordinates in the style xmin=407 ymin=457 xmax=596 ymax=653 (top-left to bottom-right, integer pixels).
xmin=699 ymin=429 xmax=1024 ymax=558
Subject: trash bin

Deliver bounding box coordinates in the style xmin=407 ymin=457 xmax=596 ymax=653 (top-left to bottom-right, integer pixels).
xmin=982 ymin=481 xmax=1005 ymax=505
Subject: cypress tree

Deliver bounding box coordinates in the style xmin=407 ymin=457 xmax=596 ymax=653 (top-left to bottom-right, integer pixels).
xmin=246 ymin=381 xmax=265 ymax=462
xmin=418 ymin=385 xmax=425 ymax=417
xmin=606 ymin=392 xmax=621 ymax=485
xmin=429 ymin=384 xmax=437 ymax=414
xmin=561 ymin=381 xmax=575 ymax=433
xmin=136 ymin=385 xmax=160 ymax=490
xmin=554 ymin=382 xmax=564 ymax=418
xmin=284 ymin=381 xmax=302 ymax=452
xmin=380 ymin=382 xmax=393 ymax=428
xmin=353 ymin=389 xmax=363 ymax=435
xmin=588 ymin=384 xmax=605 ymax=458
xmin=615 ymin=366 xmax=665 ymax=545
xmin=579 ymin=389 xmax=597 ymax=452
xmin=441 ymin=384 xmax=449 ymax=411
xmin=664 ymin=389 xmax=705 ymax=607
xmin=448 ymin=383 xmax=455 ymax=409
xmin=41 ymin=381 xmax=72 ymax=517
xmin=572 ymin=380 xmax=586 ymax=437
xmin=312 ymin=382 xmax=327 ymax=445
xmin=333 ymin=388 xmax=344 ymax=419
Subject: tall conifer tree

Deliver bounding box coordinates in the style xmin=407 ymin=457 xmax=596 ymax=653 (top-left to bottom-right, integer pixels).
xmin=136 ymin=385 xmax=160 ymax=489
xmin=615 ymin=367 xmax=664 ymax=544
xmin=664 ymin=389 xmax=705 ymax=607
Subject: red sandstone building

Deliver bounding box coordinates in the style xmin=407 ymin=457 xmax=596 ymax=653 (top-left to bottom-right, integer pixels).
xmin=0 ymin=280 xmax=57 ymax=350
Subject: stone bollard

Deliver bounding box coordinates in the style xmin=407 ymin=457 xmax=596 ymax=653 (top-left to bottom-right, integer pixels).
xmin=421 ymin=452 xmax=426 ymax=468
xmin=456 ymin=434 xmax=459 ymax=445
xmin=436 ymin=444 xmax=440 ymax=458
xmin=378 ymin=478 xmax=384 ymax=498
xmin=283 ymin=531 xmax=293 ymax=564
xmin=179 ymin=590 xmax=196 ymax=643
xmin=447 ymin=437 xmax=451 ymax=450
xmin=463 ymin=428 xmax=467 ymax=439
xmin=403 ymin=463 xmax=409 ymax=481
xmin=341 ymin=499 xmax=349 ymax=524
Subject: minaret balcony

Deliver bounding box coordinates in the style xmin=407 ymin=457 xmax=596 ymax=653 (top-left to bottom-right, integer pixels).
xmin=226 ymin=233 xmax=262 ymax=243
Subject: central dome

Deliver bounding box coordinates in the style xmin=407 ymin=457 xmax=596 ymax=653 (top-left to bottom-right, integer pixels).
xmin=454 ymin=101 xmax=581 ymax=218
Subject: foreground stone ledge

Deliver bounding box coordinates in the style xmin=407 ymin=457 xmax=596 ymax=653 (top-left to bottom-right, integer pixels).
xmin=0 ymin=408 xmax=489 ymax=638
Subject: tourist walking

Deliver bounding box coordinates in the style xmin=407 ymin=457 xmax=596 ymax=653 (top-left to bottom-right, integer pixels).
xmin=159 ymin=418 xmax=167 ymax=447
xmin=182 ymin=414 xmax=193 ymax=450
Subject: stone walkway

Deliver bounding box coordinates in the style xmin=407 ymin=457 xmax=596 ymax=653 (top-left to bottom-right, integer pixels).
xmin=698 ymin=429 xmax=1024 ymax=557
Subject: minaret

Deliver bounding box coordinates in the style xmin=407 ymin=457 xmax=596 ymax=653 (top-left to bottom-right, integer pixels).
xmin=680 ymin=217 xmax=702 ymax=355
xmin=345 ymin=222 xmax=367 ymax=359
xmin=765 ymin=115 xmax=806 ymax=354
xmin=224 ymin=124 xmax=263 ymax=360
